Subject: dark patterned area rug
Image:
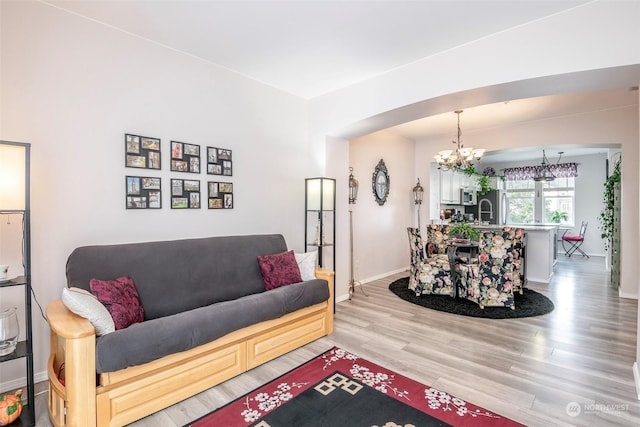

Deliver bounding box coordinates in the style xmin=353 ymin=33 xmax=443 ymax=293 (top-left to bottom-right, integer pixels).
xmin=187 ymin=347 xmax=524 ymax=427
xmin=389 ymin=277 xmax=554 ymax=319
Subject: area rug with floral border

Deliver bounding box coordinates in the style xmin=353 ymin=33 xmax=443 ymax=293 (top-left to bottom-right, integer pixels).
xmin=186 ymin=347 xmax=524 ymax=427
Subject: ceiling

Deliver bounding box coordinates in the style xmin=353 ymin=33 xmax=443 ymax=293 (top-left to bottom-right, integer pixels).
xmin=44 ymin=0 xmax=637 ymax=159
xmin=46 ymin=0 xmax=590 ymax=99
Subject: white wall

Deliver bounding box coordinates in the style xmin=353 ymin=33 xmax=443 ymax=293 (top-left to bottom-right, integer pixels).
xmin=0 ymin=1 xmax=313 ymax=387
xmin=348 ymin=131 xmax=415 ymax=287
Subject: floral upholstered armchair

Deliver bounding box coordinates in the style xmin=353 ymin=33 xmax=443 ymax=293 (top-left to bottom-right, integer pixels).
xmin=407 ymin=227 xmax=454 ymax=296
xmin=457 ymin=230 xmax=516 ymax=309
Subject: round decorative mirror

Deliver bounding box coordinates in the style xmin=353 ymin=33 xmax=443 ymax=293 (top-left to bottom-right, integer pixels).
xmin=372 ymin=159 xmax=390 ymax=205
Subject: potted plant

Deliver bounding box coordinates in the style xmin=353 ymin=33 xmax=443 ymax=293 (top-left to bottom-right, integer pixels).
xmin=550 ymin=210 xmax=568 ymax=223
xmin=448 ymin=223 xmax=481 ymax=241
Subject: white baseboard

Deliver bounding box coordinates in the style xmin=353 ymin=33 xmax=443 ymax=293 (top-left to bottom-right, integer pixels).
xmin=618 ymin=290 xmax=639 ymax=300
xmin=633 ymin=362 xmax=640 ymax=400
xmin=359 ymin=267 xmax=408 ymax=285
xmin=0 ymin=370 xmax=48 ymax=395
xmin=336 ymin=267 xmax=409 ymax=302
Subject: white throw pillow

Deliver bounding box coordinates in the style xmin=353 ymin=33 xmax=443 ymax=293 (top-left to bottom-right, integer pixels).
xmin=295 ymin=251 xmax=318 ymax=281
xmin=61 ymin=287 xmax=115 ymax=336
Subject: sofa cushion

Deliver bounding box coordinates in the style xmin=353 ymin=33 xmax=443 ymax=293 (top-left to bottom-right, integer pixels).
xmin=66 ymin=234 xmax=289 ymax=320
xmin=90 ymin=276 xmax=144 ymax=330
xmin=93 ymin=279 xmax=330 ymax=373
xmin=61 ymin=287 xmax=115 ymax=336
xmin=257 ymin=250 xmax=303 ymax=290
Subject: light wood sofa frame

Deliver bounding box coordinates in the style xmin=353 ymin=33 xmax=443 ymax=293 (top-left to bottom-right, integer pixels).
xmin=47 ymin=269 xmax=334 ymax=427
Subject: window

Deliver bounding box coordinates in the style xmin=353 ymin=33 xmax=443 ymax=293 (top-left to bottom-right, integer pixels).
xmin=542 ymin=177 xmax=574 ymax=225
xmin=505 ymin=177 xmax=575 ymax=225
xmin=505 ymin=180 xmax=535 ymax=224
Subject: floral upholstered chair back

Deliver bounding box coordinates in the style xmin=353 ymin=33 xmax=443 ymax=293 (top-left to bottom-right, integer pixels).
xmin=457 ymin=230 xmax=516 ymax=309
xmin=406 ymin=227 xmax=453 ymax=297
xmin=425 ymin=224 xmax=451 ymax=257
xmin=503 ymin=227 xmax=526 ymax=294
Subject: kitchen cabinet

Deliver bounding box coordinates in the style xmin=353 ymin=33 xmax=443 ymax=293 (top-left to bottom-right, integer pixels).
xmin=440 ymin=170 xmax=461 ymax=204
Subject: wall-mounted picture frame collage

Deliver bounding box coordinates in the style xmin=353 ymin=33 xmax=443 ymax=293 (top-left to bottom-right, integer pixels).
xmin=171 ymin=178 xmax=201 ymax=209
xmin=126 ymin=176 xmax=162 ymax=209
xmin=124 ymin=133 xmax=233 ymax=209
xmin=208 ymin=181 xmax=233 ymax=209
xmin=206 ymin=147 xmax=233 ymax=176
xmin=171 ymin=141 xmax=200 ymax=173
xmin=125 ymin=134 xmax=161 ymax=169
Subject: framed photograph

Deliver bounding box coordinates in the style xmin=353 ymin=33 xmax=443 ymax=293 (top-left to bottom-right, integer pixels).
xmin=171 ymin=141 xmax=200 ymax=173
xmin=171 ymin=179 xmax=200 ymax=209
xmin=125 ymin=134 xmax=161 ymax=170
xmin=126 ymin=176 xmax=162 ymax=209
xmin=208 ymin=181 xmax=233 ymax=209
xmin=206 ymin=146 xmax=233 ymax=176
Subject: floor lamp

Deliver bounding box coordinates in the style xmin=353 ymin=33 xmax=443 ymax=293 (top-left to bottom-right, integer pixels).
xmin=413 ymin=178 xmax=424 ymax=229
xmin=348 ymin=167 xmax=367 ymax=299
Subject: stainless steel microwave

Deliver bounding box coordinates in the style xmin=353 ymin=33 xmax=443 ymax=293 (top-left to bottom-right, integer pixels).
xmin=460 ymin=189 xmax=477 ymax=206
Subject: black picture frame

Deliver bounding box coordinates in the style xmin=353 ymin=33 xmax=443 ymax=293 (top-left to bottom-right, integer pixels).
xmin=126 ymin=176 xmax=161 ymax=209
xmin=206 ymin=147 xmax=233 ymax=176
xmin=171 ymin=179 xmax=200 ymax=209
xmin=171 ymin=141 xmax=200 ymax=173
xmin=125 ymin=134 xmax=161 ymax=170
xmin=208 ymin=181 xmax=233 ymax=209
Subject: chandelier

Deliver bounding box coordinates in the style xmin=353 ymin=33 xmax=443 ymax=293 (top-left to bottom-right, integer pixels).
xmin=434 ymin=110 xmax=485 ymax=170
xmin=533 ymin=150 xmax=563 ymax=181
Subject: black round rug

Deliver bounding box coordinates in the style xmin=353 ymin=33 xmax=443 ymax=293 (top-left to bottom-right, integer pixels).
xmin=389 ymin=277 xmax=554 ymax=319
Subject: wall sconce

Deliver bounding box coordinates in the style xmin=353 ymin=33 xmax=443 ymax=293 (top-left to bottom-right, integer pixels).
xmin=413 ymin=178 xmax=424 ymax=229
xmin=348 ymin=167 xmax=359 ymax=204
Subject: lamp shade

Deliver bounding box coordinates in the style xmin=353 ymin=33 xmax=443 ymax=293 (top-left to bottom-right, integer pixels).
xmin=306 ymin=177 xmax=335 ymax=211
xmin=0 ymin=143 xmax=27 ymax=210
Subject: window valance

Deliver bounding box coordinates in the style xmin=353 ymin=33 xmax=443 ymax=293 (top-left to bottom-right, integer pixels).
xmin=503 ymin=162 xmax=579 ymax=181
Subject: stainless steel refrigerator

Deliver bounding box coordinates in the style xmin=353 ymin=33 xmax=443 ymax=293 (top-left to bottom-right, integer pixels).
xmin=476 ymin=190 xmax=508 ymax=225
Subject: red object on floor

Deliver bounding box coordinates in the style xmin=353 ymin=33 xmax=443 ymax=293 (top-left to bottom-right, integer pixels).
xmin=188 ymin=347 xmax=524 ymax=427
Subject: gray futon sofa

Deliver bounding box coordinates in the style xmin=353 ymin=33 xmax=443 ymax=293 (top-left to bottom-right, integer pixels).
xmin=46 ymin=234 xmax=334 ymax=427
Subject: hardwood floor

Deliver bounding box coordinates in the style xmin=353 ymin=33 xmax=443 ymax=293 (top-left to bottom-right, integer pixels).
xmin=32 ymin=256 xmax=640 ymax=426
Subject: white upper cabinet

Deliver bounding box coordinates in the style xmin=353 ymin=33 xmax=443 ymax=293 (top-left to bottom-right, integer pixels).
xmin=440 ymin=169 xmax=461 ymax=204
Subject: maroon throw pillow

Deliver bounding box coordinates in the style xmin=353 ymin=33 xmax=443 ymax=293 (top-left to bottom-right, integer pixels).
xmin=257 ymin=250 xmax=303 ymax=291
xmin=89 ymin=276 xmax=144 ymax=330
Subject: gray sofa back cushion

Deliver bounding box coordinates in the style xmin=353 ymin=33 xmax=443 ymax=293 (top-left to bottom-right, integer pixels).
xmin=66 ymin=234 xmax=288 ymax=320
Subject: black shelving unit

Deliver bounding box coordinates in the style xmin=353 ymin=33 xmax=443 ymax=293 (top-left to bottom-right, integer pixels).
xmin=0 ymin=141 xmax=34 ymax=427
xmin=304 ymin=177 xmax=336 ymax=271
